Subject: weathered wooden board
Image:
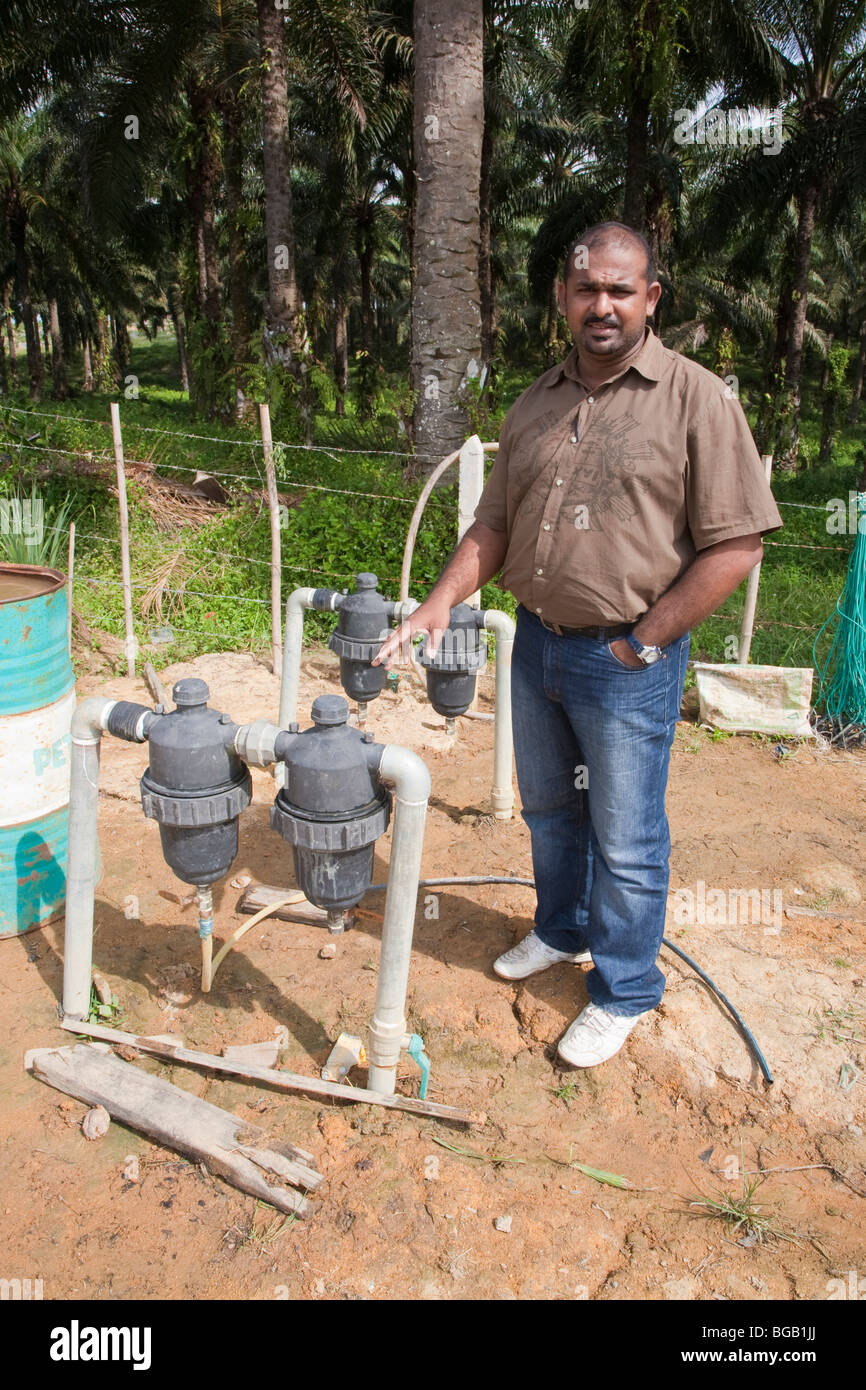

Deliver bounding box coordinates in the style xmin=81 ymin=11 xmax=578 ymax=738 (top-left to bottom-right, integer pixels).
xmin=237 ymin=883 xmax=329 ymax=925
xmin=60 ymin=1018 xmax=482 ymax=1125
xmin=27 ymin=1044 xmax=321 ymax=1215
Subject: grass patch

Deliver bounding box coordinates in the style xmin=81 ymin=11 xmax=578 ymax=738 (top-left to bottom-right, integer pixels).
xmin=689 ymin=1170 xmax=800 ymax=1246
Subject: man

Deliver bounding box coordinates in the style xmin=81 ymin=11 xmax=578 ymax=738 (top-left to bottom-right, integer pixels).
xmin=373 ymin=221 xmax=782 ymax=1068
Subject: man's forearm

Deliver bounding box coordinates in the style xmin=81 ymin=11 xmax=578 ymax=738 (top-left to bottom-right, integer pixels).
xmin=632 ymin=533 xmax=764 ymax=648
xmin=428 ymin=520 xmax=509 ymax=607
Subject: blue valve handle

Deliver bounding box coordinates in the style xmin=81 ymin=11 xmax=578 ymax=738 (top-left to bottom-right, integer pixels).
xmin=406 ymin=1033 xmax=430 ymax=1100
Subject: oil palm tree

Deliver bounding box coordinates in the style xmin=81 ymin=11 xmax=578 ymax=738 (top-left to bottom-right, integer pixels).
xmin=411 ymin=0 xmax=485 ymax=463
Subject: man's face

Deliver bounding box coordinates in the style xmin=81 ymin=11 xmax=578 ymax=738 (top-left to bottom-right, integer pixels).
xmin=556 ymin=241 xmax=661 ymax=361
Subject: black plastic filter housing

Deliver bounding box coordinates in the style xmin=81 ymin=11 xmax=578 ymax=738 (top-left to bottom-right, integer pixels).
xmin=418 ymin=603 xmax=487 ymax=717
xmin=140 ymin=678 xmax=251 ymax=885
xmin=328 ymin=573 xmax=392 ymax=706
xmin=270 ymin=694 xmax=390 ymax=912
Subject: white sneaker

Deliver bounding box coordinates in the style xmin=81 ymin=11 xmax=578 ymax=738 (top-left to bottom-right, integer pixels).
xmin=557 ymin=1002 xmax=651 ymax=1067
xmin=493 ymin=929 xmax=591 ymax=980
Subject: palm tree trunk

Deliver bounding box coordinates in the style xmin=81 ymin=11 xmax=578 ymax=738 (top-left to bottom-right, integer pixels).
xmin=355 ymin=209 xmax=376 ymax=418
xmin=848 ymin=318 xmax=866 ymax=423
xmin=2 ymin=281 xmax=17 ymax=384
xmin=220 ymin=85 xmax=253 ymax=421
xmin=623 ymin=91 xmax=650 ymax=232
xmin=48 ymin=297 xmax=68 ymax=399
xmin=334 ymin=295 xmax=348 ymax=417
xmin=188 ymin=82 xmax=223 ymax=330
xmin=9 ymin=197 xmax=43 ymax=400
xmin=411 ymin=0 xmax=484 ymax=466
xmin=114 ymin=314 xmax=131 ymax=377
xmin=82 ymin=337 xmax=94 ymax=391
xmin=544 ymin=279 xmax=561 ymax=366
xmin=167 ymin=281 xmax=190 ymax=393
xmin=256 ymin=0 xmax=299 ymax=346
xmin=779 ymin=180 xmax=820 ymax=466
xmin=479 ymin=117 xmax=495 ymax=366
xmin=93 ymin=313 xmax=114 ymax=390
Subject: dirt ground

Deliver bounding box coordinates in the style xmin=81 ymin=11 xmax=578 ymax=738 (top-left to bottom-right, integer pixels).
xmin=1 ymin=646 xmax=864 ymax=1302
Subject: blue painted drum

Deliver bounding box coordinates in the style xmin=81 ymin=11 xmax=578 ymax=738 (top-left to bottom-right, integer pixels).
xmin=0 ymin=565 xmax=75 ymax=936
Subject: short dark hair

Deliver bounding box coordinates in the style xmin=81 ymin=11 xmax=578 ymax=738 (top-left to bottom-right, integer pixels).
xmin=562 ymin=222 xmax=656 ymax=287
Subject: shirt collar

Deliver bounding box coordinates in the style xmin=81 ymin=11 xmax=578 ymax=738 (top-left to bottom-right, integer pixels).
xmin=550 ymin=327 xmax=664 ymax=388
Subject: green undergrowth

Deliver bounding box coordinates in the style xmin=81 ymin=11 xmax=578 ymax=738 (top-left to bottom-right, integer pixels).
xmin=0 ymin=332 xmax=861 ymax=679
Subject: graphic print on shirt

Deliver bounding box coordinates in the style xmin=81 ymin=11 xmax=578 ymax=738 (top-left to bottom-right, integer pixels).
xmin=510 ymin=405 xmax=657 ymax=534
xmin=566 ymin=411 xmax=657 ymax=531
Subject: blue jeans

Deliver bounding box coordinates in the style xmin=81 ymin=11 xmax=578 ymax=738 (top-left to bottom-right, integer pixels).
xmin=511 ymin=605 xmax=689 ymax=1016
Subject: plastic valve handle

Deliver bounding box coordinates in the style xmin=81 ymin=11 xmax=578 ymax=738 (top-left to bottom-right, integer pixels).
xmin=406 ymin=1033 xmax=430 ymax=1100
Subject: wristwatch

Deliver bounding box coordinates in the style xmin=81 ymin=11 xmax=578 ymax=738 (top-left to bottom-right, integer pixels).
xmin=625 ymin=633 xmax=663 ymax=666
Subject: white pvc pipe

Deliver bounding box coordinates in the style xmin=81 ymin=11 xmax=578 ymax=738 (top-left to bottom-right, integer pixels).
xmin=275 ymin=587 xmax=337 ymax=787
xmin=366 ymin=744 xmax=431 ymax=1095
xmin=277 ymin=591 xmax=420 ymax=783
xmin=63 ymin=697 xmax=117 ymax=1020
xmin=278 ymin=587 xmax=319 ymax=731
xmin=483 ymin=609 xmax=515 ymax=820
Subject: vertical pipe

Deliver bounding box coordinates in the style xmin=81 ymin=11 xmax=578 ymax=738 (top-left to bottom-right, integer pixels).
xmin=458 ymin=434 xmax=485 ymax=608
xmin=483 ymin=609 xmax=515 ymax=820
xmin=275 ymin=587 xmax=322 ymax=786
xmin=63 ymin=698 xmax=117 ymax=1020
xmin=260 ymin=403 xmax=282 ymax=676
xmin=66 ymin=520 xmax=75 ymax=656
xmin=198 ymin=885 xmax=215 ymax=992
xmin=109 ymin=403 xmax=136 ymax=677
xmin=366 ymin=744 xmax=430 ymax=1095
xmin=739 ymin=454 xmax=774 ymax=665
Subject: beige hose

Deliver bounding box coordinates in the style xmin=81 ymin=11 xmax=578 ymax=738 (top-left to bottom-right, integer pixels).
xmin=201 ymin=892 xmax=307 ymax=992
xmin=200 ymin=934 xmax=213 ymax=993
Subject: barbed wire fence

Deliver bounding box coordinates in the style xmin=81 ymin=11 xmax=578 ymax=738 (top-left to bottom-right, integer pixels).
xmin=0 ymin=402 xmax=857 ymax=691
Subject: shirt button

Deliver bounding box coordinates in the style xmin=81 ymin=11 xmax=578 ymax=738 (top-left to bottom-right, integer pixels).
xmin=543 ymin=523 xmax=550 ymax=531
xmin=555 ymin=478 xmax=563 ymax=486
xmin=535 ymin=606 xmax=542 ymax=614
xmin=587 ymin=395 xmax=594 ymax=404
xmin=536 ymin=568 xmax=543 ymax=575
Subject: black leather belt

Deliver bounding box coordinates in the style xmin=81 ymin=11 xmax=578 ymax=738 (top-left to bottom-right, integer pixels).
xmin=537 ymin=616 xmax=633 ymax=640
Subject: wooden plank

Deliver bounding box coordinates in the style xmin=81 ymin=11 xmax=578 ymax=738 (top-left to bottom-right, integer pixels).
xmin=142 ymin=661 xmax=168 ymax=707
xmin=60 ymin=1018 xmax=482 ymax=1125
xmin=109 ymin=402 xmax=136 ymax=677
xmin=27 ymin=1045 xmax=319 ymax=1214
xmin=238 ymin=882 xmax=328 ymax=925
xmin=223 ymin=1040 xmax=281 ymax=1068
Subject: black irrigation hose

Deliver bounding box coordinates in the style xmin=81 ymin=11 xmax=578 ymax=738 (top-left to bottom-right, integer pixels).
xmin=659 ymin=937 xmax=773 ymax=1085
xmin=367 ymin=875 xmax=774 ymax=1084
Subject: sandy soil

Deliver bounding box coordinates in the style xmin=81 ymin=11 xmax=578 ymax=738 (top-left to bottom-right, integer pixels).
xmin=1 ymin=647 xmax=864 ymax=1302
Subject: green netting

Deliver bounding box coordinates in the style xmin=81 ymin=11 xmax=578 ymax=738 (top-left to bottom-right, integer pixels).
xmin=813 ymin=493 xmax=866 ymax=727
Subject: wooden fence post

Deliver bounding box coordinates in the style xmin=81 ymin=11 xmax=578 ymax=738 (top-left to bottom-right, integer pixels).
xmin=109 ymin=402 xmax=136 ymax=677
xmin=739 ymin=454 xmax=774 ymax=665
xmin=259 ymin=403 xmax=282 ymax=676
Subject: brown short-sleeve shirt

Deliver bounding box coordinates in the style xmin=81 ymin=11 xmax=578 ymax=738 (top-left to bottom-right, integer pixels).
xmin=474 ymin=329 xmax=782 ymax=626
